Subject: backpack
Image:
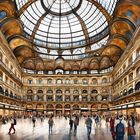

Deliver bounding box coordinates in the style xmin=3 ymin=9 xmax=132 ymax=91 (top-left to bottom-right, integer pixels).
xmin=116 ymin=120 xmax=124 ymax=136
xmin=14 ymin=119 xmax=16 ymax=125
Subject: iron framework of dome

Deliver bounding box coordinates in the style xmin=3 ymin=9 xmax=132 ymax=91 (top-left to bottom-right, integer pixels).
xmin=15 ymin=0 xmax=118 ymax=59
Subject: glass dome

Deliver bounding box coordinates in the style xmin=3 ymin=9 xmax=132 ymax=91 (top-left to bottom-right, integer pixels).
xmin=15 ymin=0 xmax=118 ymax=59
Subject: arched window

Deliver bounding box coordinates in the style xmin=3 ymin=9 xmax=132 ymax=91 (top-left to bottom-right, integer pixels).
xmin=136 ymin=67 xmax=140 ymax=76
xmin=135 ymin=81 xmax=140 ymax=91
xmin=82 ymin=90 xmax=88 ymax=94
xmin=91 ymin=89 xmax=98 ymax=94
xmin=124 ymin=77 xmax=127 ymax=85
xmin=123 ymin=89 xmax=127 ymax=96
xmin=73 ymin=90 xmax=79 ymax=94
xmin=82 ymin=79 xmax=88 ymax=85
xmin=65 ymin=79 xmax=70 ymax=84
xmin=47 ymin=90 xmax=53 ymax=94
xmin=0 ymin=86 xmax=4 ymax=94
xmin=47 ymin=79 xmax=52 ymax=84
xmin=65 ymin=89 xmax=70 ymax=94
xmin=74 ymin=79 xmax=78 ymax=84
xmin=56 ymin=89 xmax=62 ymax=94
xmin=56 ymin=79 xmax=63 ymax=84
xmin=27 ymin=89 xmax=33 ymax=94
xmin=10 ymin=91 xmax=13 ymax=98
xmin=102 ymin=78 xmax=107 ymax=83
xmin=0 ymin=11 xmax=7 ymax=19
xmin=28 ymin=79 xmax=33 ymax=84
xmin=136 ymin=48 xmax=140 ymax=57
xmin=0 ymin=72 xmax=3 ymax=81
xmin=37 ymin=90 xmax=43 ymax=94
xmin=37 ymin=78 xmax=42 ymax=84
xmin=0 ymin=52 xmax=2 ymax=60
xmin=92 ymin=78 xmax=98 ymax=84
xmin=129 ymin=73 xmax=133 ymax=81
xmin=5 ymin=89 xmax=9 ymax=96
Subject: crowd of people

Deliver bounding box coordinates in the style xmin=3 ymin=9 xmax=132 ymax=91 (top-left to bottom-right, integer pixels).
xmin=0 ymin=112 xmax=138 ymax=140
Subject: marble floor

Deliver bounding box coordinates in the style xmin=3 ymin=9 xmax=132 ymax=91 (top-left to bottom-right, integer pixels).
xmin=0 ymin=117 xmax=140 ymax=140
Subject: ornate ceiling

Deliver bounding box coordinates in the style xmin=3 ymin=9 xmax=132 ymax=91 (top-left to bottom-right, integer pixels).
xmin=0 ymin=0 xmax=140 ymax=71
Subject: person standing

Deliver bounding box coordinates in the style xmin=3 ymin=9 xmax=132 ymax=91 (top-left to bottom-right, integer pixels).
xmin=8 ymin=117 xmax=16 ymax=134
xmin=48 ymin=117 xmax=54 ymax=133
xmin=85 ymin=116 xmax=93 ymax=136
xmin=115 ymin=113 xmax=127 ymax=140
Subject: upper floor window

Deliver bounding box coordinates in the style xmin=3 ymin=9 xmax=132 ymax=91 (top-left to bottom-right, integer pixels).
xmin=91 ymin=89 xmax=98 ymax=94
xmin=82 ymin=79 xmax=88 ymax=85
xmin=129 ymin=73 xmax=133 ymax=81
xmin=136 ymin=67 xmax=140 ymax=76
xmin=27 ymin=89 xmax=33 ymax=94
xmin=56 ymin=79 xmax=63 ymax=84
xmin=92 ymin=78 xmax=97 ymax=84
xmin=128 ymin=57 xmax=133 ymax=66
xmin=124 ymin=77 xmax=127 ymax=85
xmin=0 ymin=52 xmax=2 ymax=60
xmin=136 ymin=48 xmax=140 ymax=57
xmin=74 ymin=79 xmax=78 ymax=84
xmin=28 ymin=79 xmax=33 ymax=84
xmin=47 ymin=79 xmax=52 ymax=84
xmin=0 ymin=72 xmax=3 ymax=81
xmin=102 ymin=78 xmax=107 ymax=83
xmin=5 ymin=59 xmax=9 ymax=67
xmin=123 ymin=64 xmax=126 ymax=72
xmin=65 ymin=79 xmax=70 ymax=84
xmin=37 ymin=78 xmax=42 ymax=84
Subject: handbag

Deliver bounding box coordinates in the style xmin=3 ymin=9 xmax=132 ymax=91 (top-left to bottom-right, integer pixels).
xmin=128 ymin=126 xmax=136 ymax=135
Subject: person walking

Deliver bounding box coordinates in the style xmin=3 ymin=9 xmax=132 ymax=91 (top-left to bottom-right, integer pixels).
xmin=85 ymin=116 xmax=93 ymax=136
xmin=127 ymin=118 xmax=136 ymax=140
xmin=48 ymin=116 xmax=54 ymax=133
xmin=115 ymin=113 xmax=127 ymax=140
xmin=73 ymin=115 xmax=79 ymax=135
xmin=69 ymin=117 xmax=73 ymax=132
xmin=32 ymin=115 xmax=36 ymax=127
xmin=110 ymin=116 xmax=116 ymax=140
xmin=8 ymin=117 xmax=16 ymax=134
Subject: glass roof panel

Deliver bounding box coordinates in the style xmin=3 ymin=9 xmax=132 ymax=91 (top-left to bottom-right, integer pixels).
xmin=15 ymin=0 xmax=118 ymax=57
